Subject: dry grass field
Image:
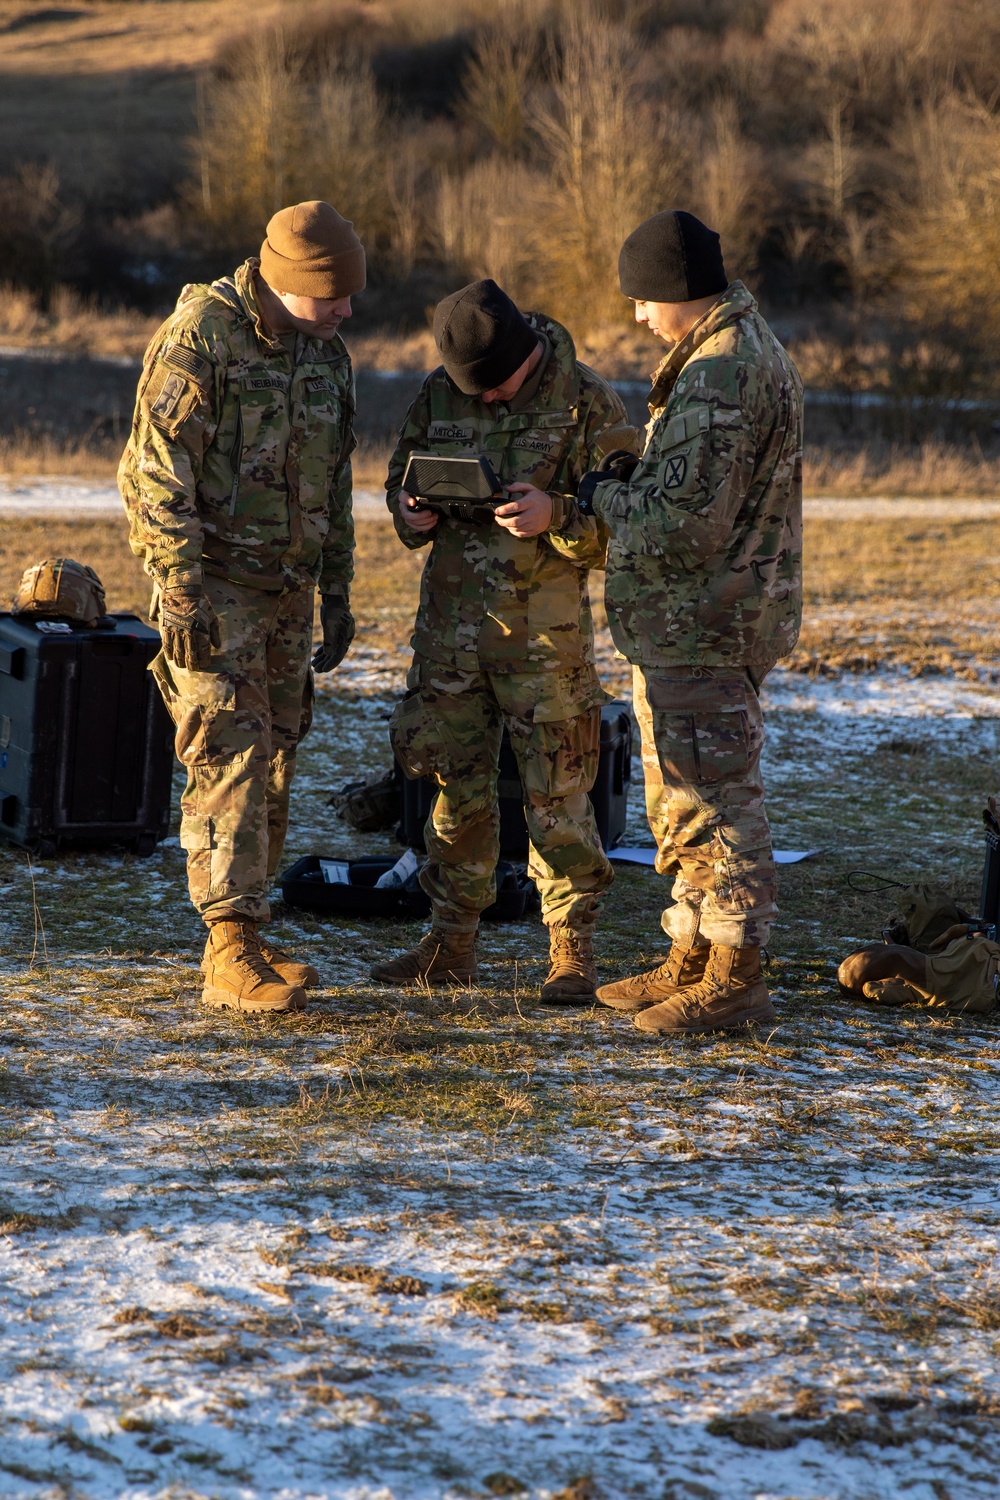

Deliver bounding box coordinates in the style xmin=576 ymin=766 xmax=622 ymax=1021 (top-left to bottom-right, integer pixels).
xmin=4 ymin=4 xmax=1000 ymax=1494
xmin=0 ymin=0 xmax=246 ymax=201
xmin=2 ymin=510 xmax=1000 ymax=1498
xmin=1 ymin=509 xmax=995 ymax=680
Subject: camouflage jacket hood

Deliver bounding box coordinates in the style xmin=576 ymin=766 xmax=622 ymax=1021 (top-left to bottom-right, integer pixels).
xmin=118 ymin=258 xmax=356 ymax=594
xmin=594 ymin=281 xmax=803 ymax=670
xmin=386 ymin=312 xmax=638 ymax=678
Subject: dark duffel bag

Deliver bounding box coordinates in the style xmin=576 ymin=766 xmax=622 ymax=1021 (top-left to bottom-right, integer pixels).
xmin=279 ymin=855 xmax=538 ymax=923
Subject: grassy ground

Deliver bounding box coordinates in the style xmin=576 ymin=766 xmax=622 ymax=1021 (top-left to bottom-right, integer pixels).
xmin=2 ymin=515 xmax=1000 ymax=1498
xmin=2 ymin=510 xmax=996 ymax=680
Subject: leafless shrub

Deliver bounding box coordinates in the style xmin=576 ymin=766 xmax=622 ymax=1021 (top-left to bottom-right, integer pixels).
xmin=0 ymin=283 xmax=155 ymax=356
xmin=436 ymin=158 xmax=547 ymax=299
xmin=194 ymin=37 xmax=395 ymax=255
xmin=694 ymin=96 xmax=769 ymax=283
xmin=0 ymin=166 xmax=79 ymax=296
xmin=892 ymin=92 xmax=1000 ymax=362
xmin=460 ymin=9 xmax=542 ymax=156
xmin=530 ymin=8 xmax=691 ymax=326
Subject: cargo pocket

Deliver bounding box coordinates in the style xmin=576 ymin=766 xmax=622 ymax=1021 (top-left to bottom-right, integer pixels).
xmin=179 ymin=812 xmax=254 ymax=905
xmin=711 ymin=814 xmax=775 ymax=912
xmin=519 ymin=707 xmax=601 ymax=803
xmin=389 ymin=683 xmax=478 ymax=784
xmin=150 ymin=650 xmax=237 ymax=766
xmin=297 ymin=668 xmax=315 ymax=747
xmin=691 ymin=710 xmax=751 ymax=785
xmin=644 ymin=672 xmax=752 ymax=788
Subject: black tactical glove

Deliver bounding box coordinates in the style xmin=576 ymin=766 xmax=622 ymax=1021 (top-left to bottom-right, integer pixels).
xmin=313 ymin=591 xmax=356 ymax=672
xmin=158 ymin=586 xmax=221 ymax=671
xmin=577 ymin=449 xmax=640 ymax=516
xmin=599 ymin=448 xmax=641 ymax=481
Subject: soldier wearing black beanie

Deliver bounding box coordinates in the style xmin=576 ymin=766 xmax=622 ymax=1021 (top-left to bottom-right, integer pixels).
xmin=433 ymin=279 xmax=540 ymax=396
xmin=581 ymin=208 xmax=804 ymax=1036
xmin=617 ymin=209 xmax=728 ymax=304
xmin=373 ymin=278 xmax=641 ymax=1003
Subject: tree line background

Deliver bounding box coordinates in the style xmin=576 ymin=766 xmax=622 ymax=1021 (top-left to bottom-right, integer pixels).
xmin=1 ymin=0 xmax=999 ymax=392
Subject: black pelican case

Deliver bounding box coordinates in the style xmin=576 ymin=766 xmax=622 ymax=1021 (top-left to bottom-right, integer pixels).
xmin=0 ymin=612 xmax=173 ymax=856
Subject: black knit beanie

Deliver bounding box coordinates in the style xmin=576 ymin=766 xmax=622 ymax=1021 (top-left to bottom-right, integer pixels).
xmin=433 ymin=279 xmax=539 ymax=395
xmin=618 ymin=210 xmax=728 ymax=302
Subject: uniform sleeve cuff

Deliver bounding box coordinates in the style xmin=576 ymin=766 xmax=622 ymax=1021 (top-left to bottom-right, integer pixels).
xmin=547 ymin=492 xmax=571 ymax=532
xmin=159 ymin=563 xmax=203 ymax=589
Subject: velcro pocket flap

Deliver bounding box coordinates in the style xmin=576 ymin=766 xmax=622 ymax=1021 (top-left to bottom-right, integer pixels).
xmin=492 ymin=408 xmax=577 ymax=434
xmin=644 ymin=673 xmax=748 ymax=714
xmin=144 ymin=365 xmax=204 ymax=436
xmin=658 ymin=406 xmax=711 ymax=452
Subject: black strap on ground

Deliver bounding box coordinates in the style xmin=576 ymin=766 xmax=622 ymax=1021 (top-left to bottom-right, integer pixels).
xmin=846 ymin=870 xmax=908 ymax=893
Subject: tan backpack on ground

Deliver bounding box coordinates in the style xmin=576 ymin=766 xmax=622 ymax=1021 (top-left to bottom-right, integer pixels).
xmin=864 ymin=931 xmax=1000 ymax=1015
xmin=13 ymin=559 xmax=106 ymax=627
xmin=881 ymin=883 xmax=974 ymax=952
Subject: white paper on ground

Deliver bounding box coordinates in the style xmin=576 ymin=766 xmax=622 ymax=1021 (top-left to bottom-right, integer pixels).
xmin=608 ymin=845 xmax=821 ymax=866
xmin=374 ymin=848 xmax=421 ymax=889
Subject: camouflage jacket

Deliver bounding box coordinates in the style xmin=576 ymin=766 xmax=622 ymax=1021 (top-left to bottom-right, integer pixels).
xmin=386 ymin=314 xmax=637 ymax=675
xmin=118 ymin=258 xmax=355 ymax=595
xmin=594 ymin=282 xmax=803 ymax=670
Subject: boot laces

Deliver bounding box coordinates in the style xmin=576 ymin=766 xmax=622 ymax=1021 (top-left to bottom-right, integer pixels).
xmin=258 ymin=938 xmax=290 ymax=965
xmin=216 ymin=925 xmax=278 ymax=984
xmin=553 ymin=928 xmax=585 ymax=960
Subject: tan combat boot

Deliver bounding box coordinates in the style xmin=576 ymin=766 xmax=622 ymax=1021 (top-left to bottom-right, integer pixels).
xmin=633 ymin=943 xmax=776 ymax=1034
xmin=202 ymin=920 xmax=307 ymax=1013
xmin=257 ymin=938 xmax=320 ymax=989
xmin=370 ymin=927 xmax=478 ymax=986
xmin=540 ymin=924 xmax=598 ymax=1005
xmin=596 ymin=941 xmax=710 ymax=1013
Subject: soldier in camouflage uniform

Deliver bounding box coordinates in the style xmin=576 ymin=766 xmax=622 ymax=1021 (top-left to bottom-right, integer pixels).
xmin=578 ymin=211 xmax=803 ymax=1033
xmin=119 ymin=201 xmax=365 ymax=1013
xmin=371 ymin=279 xmax=639 ymax=1001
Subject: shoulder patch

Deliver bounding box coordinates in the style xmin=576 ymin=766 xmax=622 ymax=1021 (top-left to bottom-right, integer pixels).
xmin=161 ymin=340 xmax=213 ymax=390
xmin=143 ymin=362 xmax=204 ymax=436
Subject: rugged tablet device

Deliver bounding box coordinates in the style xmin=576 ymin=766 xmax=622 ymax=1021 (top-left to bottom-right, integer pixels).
xmin=401 ymin=453 xmax=504 ymax=519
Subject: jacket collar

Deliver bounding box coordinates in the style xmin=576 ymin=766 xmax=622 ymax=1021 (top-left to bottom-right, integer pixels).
xmin=202 ymin=259 xmax=285 ymax=352
xmin=648 ymin=280 xmax=756 ymax=410
xmin=230 ymin=258 xmax=284 ymax=350
xmin=513 ymin=312 xmax=580 ymax=413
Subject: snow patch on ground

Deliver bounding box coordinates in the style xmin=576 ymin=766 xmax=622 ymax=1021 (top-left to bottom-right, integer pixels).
xmin=3 ymin=664 xmax=1000 ymax=1499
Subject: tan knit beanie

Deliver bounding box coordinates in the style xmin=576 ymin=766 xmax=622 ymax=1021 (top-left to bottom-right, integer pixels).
xmin=259 ymin=201 xmax=366 ymax=299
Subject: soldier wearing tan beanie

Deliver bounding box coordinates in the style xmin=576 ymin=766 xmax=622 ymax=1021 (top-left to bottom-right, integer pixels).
xmin=119 ymin=202 xmax=365 ymax=1014
xmin=259 ymin=200 xmax=366 ymax=302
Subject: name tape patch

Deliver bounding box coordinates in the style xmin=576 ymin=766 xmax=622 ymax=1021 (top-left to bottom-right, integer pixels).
xmin=428 ymin=422 xmax=474 ymax=442
xmin=243 ymin=375 xmax=288 ymax=392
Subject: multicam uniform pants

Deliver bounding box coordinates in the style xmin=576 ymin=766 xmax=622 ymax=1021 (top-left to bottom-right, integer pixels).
xmin=151 ymin=577 xmax=314 ymax=925
xmin=633 ymin=664 xmax=778 ymax=949
xmin=390 ymin=656 xmax=614 ymax=933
